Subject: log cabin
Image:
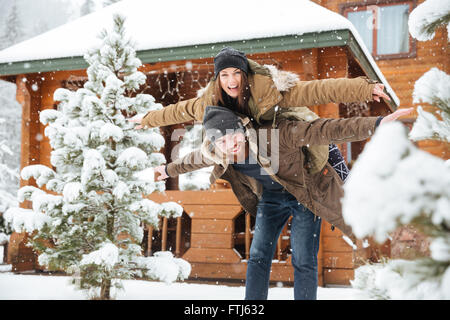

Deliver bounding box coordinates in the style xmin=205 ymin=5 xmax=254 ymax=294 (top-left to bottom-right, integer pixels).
xmin=0 ymin=0 xmax=446 ymax=286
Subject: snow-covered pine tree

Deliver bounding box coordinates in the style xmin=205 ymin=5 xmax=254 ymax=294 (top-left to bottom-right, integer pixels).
xmin=80 ymin=0 xmax=96 ymax=16
xmin=407 ymin=0 xmax=450 ymax=144
xmin=0 ymin=130 xmax=16 ymax=245
xmin=0 ymin=118 xmax=17 ymax=237
xmin=408 ymin=67 xmax=450 ymax=143
xmin=342 ymin=0 xmax=450 ymax=299
xmin=4 ymin=14 xmax=190 ymax=300
xmin=103 ymin=0 xmax=122 ymax=7
xmin=0 ymin=2 xmax=25 ymax=50
xmin=0 ymin=80 xmax=21 ymax=243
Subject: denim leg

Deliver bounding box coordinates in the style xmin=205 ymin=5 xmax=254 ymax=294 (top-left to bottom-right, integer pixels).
xmin=245 ymin=191 xmax=291 ymax=300
xmin=289 ymin=199 xmax=322 ymax=300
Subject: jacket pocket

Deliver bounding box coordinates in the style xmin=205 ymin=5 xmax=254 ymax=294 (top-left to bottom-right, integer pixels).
xmin=314 ymin=167 xmax=333 ymax=198
xmin=278 ymin=151 xmax=305 ymax=187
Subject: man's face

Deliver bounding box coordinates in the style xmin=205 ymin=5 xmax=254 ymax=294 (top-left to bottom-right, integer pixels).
xmin=214 ymin=131 xmax=247 ymax=161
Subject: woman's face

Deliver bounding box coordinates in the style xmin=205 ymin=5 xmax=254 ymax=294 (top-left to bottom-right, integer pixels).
xmin=219 ymin=67 xmax=242 ymax=98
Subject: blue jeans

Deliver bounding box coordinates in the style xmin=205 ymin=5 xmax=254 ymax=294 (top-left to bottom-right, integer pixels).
xmin=245 ymin=189 xmax=322 ymax=300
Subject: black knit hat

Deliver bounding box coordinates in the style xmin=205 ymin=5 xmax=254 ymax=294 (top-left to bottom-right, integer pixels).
xmin=214 ymin=47 xmax=249 ymax=79
xmin=203 ymin=106 xmax=244 ymax=143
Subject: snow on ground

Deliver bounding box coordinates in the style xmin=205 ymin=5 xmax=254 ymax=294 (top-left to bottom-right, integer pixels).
xmin=0 ymin=272 xmax=365 ymax=300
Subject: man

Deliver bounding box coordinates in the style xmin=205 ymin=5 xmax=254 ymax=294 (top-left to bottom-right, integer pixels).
xmin=154 ymin=106 xmax=412 ymax=300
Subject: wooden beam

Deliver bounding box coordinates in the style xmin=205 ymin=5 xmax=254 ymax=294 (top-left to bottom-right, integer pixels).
xmin=147 ymin=190 xmax=241 ymax=206
xmin=7 ymin=74 xmax=42 ymax=270
xmin=245 ymin=212 xmax=251 ymax=260
xmin=17 ymin=74 xmax=41 ymax=179
xmin=302 ymin=48 xmax=319 ymax=81
xmin=175 ymin=217 xmax=182 ymax=257
xmin=146 ymin=225 xmax=153 ymax=256
xmin=161 ymin=218 xmax=168 ymax=251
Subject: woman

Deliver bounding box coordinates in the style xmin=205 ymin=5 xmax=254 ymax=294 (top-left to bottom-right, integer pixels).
xmin=130 ymin=47 xmax=390 ymax=176
xmin=131 ymin=47 xmax=389 ymax=128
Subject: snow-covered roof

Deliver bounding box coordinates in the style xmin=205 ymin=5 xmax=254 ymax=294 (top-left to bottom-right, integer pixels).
xmin=0 ymin=0 xmax=356 ymax=63
xmin=0 ymin=0 xmax=399 ymax=107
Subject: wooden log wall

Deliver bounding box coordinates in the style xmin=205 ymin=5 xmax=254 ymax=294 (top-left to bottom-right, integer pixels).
xmin=319 ymin=0 xmax=449 ymax=159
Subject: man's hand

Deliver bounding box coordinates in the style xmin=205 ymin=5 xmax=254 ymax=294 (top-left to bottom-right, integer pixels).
xmin=154 ymin=165 xmax=169 ymax=181
xmin=372 ymin=83 xmax=391 ymax=102
xmin=128 ymin=114 xmax=144 ymax=130
xmin=380 ymin=107 xmax=414 ymax=126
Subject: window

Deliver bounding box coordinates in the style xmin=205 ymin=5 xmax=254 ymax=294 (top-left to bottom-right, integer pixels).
xmin=341 ymin=1 xmax=416 ymax=60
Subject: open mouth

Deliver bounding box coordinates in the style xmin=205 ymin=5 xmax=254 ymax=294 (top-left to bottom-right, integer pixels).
xmin=229 ymin=144 xmax=241 ymax=153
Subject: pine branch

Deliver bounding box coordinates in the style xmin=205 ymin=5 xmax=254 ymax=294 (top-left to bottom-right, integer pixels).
xmin=421 ymin=13 xmax=450 ymax=39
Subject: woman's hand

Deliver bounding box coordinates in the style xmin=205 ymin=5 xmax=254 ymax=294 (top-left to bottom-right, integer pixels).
xmin=154 ymin=165 xmax=169 ymax=181
xmin=128 ymin=114 xmax=144 ymax=130
xmin=379 ymin=107 xmax=414 ymax=126
xmin=372 ymin=83 xmax=391 ymax=102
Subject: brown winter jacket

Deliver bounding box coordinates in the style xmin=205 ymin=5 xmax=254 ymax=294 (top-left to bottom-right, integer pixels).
xmin=165 ymin=115 xmax=381 ymax=237
xmin=141 ymin=60 xmax=378 ymax=128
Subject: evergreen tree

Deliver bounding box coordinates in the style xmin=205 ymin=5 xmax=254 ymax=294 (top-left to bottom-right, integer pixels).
xmin=0 ymin=2 xmax=25 ymax=50
xmin=409 ymin=68 xmax=450 ymax=143
xmin=0 ymin=133 xmax=17 ymax=239
xmin=342 ymin=0 xmax=450 ymax=299
xmin=5 ymin=14 xmax=190 ymax=300
xmin=80 ymin=0 xmax=96 ymax=16
xmin=0 ymin=81 xmax=21 ymax=237
xmin=103 ymin=0 xmax=122 ymax=7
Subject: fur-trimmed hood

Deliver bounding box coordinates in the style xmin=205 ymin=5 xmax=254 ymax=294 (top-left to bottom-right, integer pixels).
xmin=261 ymin=63 xmax=299 ymax=92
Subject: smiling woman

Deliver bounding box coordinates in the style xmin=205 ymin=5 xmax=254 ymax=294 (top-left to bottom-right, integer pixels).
xmin=219 ymin=68 xmax=242 ymax=98
xmin=212 ymin=48 xmax=252 ymax=117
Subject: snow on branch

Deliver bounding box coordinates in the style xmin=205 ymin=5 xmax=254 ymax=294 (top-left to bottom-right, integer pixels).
xmin=4 ymin=207 xmax=51 ymax=233
xmin=342 ymin=122 xmax=450 ymax=242
xmin=40 ymin=109 xmax=63 ymax=125
xmin=99 ymin=122 xmax=124 ymax=143
xmin=21 ymin=165 xmax=56 ymax=187
xmin=412 ymin=68 xmax=450 ymax=111
xmin=352 ymin=258 xmax=450 ymax=299
xmin=408 ymin=0 xmax=450 ymax=41
xmin=116 ymin=147 xmax=148 ymax=170
xmin=409 ymin=68 xmax=450 ymax=142
xmin=80 ymin=242 xmax=119 ymax=271
xmin=409 ymin=106 xmax=450 ymax=142
xmin=134 ymin=251 xmax=191 ymax=284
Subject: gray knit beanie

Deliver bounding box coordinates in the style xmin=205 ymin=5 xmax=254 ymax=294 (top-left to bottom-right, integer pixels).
xmin=203 ymin=106 xmax=244 ymax=143
xmin=214 ymin=47 xmax=249 ymax=79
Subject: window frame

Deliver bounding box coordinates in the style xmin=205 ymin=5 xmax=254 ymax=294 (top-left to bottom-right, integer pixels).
xmin=340 ymin=0 xmax=417 ymax=60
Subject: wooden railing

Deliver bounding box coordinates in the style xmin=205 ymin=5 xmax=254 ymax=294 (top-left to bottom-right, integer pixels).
xmin=236 ymin=212 xmax=292 ymax=263
xmin=1 ymin=243 xmax=7 ymax=264
xmin=145 ymin=215 xmax=187 ymax=258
